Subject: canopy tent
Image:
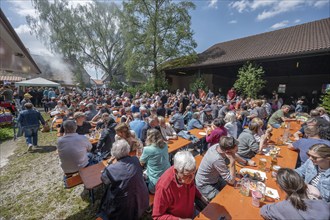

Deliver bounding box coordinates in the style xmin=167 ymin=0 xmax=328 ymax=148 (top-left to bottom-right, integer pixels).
xmin=15 ymin=77 xmax=60 ymax=88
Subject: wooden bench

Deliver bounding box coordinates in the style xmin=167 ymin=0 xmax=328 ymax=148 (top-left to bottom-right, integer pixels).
xmin=64 ymin=174 xmax=83 ymax=189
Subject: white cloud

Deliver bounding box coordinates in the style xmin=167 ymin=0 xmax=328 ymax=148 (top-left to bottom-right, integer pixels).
xmin=313 ymin=0 xmax=329 ymax=8
xmin=208 ymin=0 xmax=218 ymax=8
xmin=270 ymin=20 xmax=289 ymax=29
xmin=228 ymin=0 xmax=249 ymax=13
xmin=294 ymin=19 xmax=301 ymax=23
xmin=14 ymin=24 xmax=30 ymax=35
xmin=9 ymin=1 xmax=39 ymax=18
xmin=229 ymin=20 xmax=237 ymax=24
xmin=229 ymin=0 xmax=329 ymax=21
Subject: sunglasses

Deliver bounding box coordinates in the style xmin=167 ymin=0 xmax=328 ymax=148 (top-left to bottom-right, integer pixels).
xmin=306 ymin=152 xmax=323 ymax=161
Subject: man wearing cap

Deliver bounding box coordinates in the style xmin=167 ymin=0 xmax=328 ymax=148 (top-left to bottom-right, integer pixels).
xmin=59 ymin=112 xmax=92 ymax=136
xmin=17 ymin=103 xmax=45 ymax=151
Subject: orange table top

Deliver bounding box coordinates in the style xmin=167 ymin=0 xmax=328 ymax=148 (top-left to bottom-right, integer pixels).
xmin=189 ymin=128 xmax=207 ymax=139
xmin=167 ymin=137 xmax=191 ymax=154
xmin=196 ymin=122 xmax=299 ymax=220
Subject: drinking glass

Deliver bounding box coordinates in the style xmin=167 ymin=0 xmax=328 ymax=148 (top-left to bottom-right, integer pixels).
xmin=251 ymin=190 xmax=263 ymax=207
xmin=239 ymin=178 xmax=250 ymax=196
xmin=259 ymin=158 xmax=267 ymax=171
xmin=256 ymin=182 xmax=266 ymax=202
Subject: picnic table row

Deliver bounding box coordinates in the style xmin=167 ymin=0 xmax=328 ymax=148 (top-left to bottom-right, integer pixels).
xmin=195 ymin=120 xmax=300 ymax=220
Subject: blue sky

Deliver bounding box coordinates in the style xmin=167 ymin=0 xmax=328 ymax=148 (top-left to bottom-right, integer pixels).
xmin=1 ymin=0 xmax=330 ymax=78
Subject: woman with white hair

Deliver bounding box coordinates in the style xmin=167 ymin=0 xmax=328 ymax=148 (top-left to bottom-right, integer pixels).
xmin=98 ymin=140 xmax=149 ymax=220
xmin=224 ymin=111 xmax=238 ymax=139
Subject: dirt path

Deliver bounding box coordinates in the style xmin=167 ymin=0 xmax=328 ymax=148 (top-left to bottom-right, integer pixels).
xmin=0 ymin=139 xmax=20 ymax=168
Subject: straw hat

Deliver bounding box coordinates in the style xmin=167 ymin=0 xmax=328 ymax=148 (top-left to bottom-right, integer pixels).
xmin=24 ymin=93 xmax=32 ymax=99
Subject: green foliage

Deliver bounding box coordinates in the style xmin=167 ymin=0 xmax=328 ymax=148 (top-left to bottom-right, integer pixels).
xmin=122 ymin=0 xmax=197 ymax=90
xmin=109 ymin=79 xmax=124 ymax=91
xmin=27 ymin=0 xmax=124 ymax=82
xmin=0 ymin=127 xmax=14 ymax=141
xmin=234 ymin=62 xmax=266 ymax=99
xmin=320 ymin=89 xmax=330 ymax=113
xmin=189 ymin=77 xmax=208 ymax=94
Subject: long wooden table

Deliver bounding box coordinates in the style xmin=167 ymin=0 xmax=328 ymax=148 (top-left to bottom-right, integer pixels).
xmin=195 ymin=121 xmax=300 ymax=220
xmin=167 ymin=137 xmax=191 ymax=154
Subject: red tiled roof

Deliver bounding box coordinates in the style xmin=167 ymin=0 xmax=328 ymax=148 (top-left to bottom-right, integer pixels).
xmin=190 ymin=18 xmax=330 ymax=68
xmin=0 ymin=75 xmax=26 ymax=82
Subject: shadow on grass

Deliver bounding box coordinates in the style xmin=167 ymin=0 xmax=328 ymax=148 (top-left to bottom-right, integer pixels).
xmin=32 ymin=145 xmax=57 ymax=153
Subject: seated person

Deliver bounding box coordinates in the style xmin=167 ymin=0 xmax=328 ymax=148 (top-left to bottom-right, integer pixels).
xmin=224 ymin=111 xmax=238 ymax=139
xmin=158 ymin=116 xmax=177 ymax=140
xmin=57 ymin=120 xmax=92 ymax=176
xmin=200 ymin=107 xmax=214 ymax=126
xmin=98 ymin=140 xmax=149 ymax=220
xmin=288 ymin=126 xmax=330 ymax=165
xmin=96 ymin=117 xmax=117 ymax=153
xmin=237 ymin=120 xmax=268 ymax=160
xmin=59 ymin=112 xmax=92 ymax=136
xmin=295 ymin=144 xmax=330 ymax=202
xmin=152 ymin=151 xmax=207 ymax=219
xmin=115 ymin=123 xmax=141 ymax=152
xmin=260 ymin=168 xmax=329 ymax=220
xmin=196 ymin=136 xmax=255 ymax=200
xmin=169 ymin=107 xmax=185 ymax=133
xmin=93 ymin=113 xmax=111 ymax=129
xmin=250 ymin=117 xmax=272 ymax=143
xmin=206 ymin=118 xmax=227 ymax=146
xmin=51 ymin=100 xmax=69 ymax=115
xmin=268 ymin=105 xmax=291 ymax=128
xmin=140 ymin=129 xmax=170 ymax=194
xmin=187 ymin=112 xmax=203 ymax=130
xmin=84 ymin=103 xmax=98 ymax=121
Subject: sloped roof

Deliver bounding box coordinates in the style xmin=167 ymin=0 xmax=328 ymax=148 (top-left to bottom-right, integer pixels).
xmin=188 ymin=18 xmax=330 ymax=69
xmin=15 ymin=77 xmax=60 ymax=87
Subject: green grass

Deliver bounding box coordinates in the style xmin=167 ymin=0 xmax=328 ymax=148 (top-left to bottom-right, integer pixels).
xmin=0 ymin=126 xmax=14 ymax=142
xmin=0 ymin=111 xmax=152 ymax=219
xmin=0 ymin=113 xmax=100 ymax=219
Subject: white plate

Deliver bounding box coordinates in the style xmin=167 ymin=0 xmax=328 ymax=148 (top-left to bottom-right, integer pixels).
xmin=265 ymin=187 xmax=280 ymax=199
xmin=198 ymin=132 xmax=207 ymax=136
xmin=240 ymin=168 xmax=267 ymax=181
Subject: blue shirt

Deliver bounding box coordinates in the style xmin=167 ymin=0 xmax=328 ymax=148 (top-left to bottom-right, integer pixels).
xmin=187 ymin=118 xmax=203 ymax=130
xmin=169 ymin=113 xmax=185 ymax=130
xmin=131 ymin=105 xmax=140 ymax=113
xmin=17 ymin=109 xmax=45 ymax=128
xmin=129 ymin=118 xmax=146 ymax=139
xmin=293 ymin=138 xmax=330 ymax=163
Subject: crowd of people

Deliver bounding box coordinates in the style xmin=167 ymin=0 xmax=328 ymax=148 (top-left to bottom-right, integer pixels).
xmin=3 ymin=84 xmax=330 ymax=219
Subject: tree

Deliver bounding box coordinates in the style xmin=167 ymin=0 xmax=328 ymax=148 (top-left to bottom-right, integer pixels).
xmin=234 ymin=62 xmax=266 ymax=98
xmin=189 ymin=77 xmax=208 ymax=94
xmin=121 ymin=0 xmax=197 ymax=90
xmin=27 ymin=0 xmax=124 ymax=84
xmin=320 ymin=89 xmax=330 ymax=113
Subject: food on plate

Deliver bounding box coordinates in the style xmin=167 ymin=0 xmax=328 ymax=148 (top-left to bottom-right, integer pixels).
xmin=267 ymin=190 xmax=274 ymax=195
xmin=241 ymin=170 xmax=263 ymax=181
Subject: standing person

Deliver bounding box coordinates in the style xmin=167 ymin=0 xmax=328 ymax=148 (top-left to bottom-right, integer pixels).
xmin=226 ymin=87 xmax=236 ymax=102
xmin=260 ymin=168 xmax=329 ymax=220
xmin=140 ymin=129 xmax=171 ymax=194
xmin=152 ymin=151 xmax=206 ymax=219
xmin=17 ymin=103 xmax=45 ymax=151
xmin=20 ymin=93 xmax=32 ymax=110
xmin=98 ymin=140 xmax=149 ymax=220
xmin=0 ymin=85 xmax=13 ymax=102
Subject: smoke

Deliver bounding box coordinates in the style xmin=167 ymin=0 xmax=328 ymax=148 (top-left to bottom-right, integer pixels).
xmin=32 ymin=53 xmax=75 ymax=85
